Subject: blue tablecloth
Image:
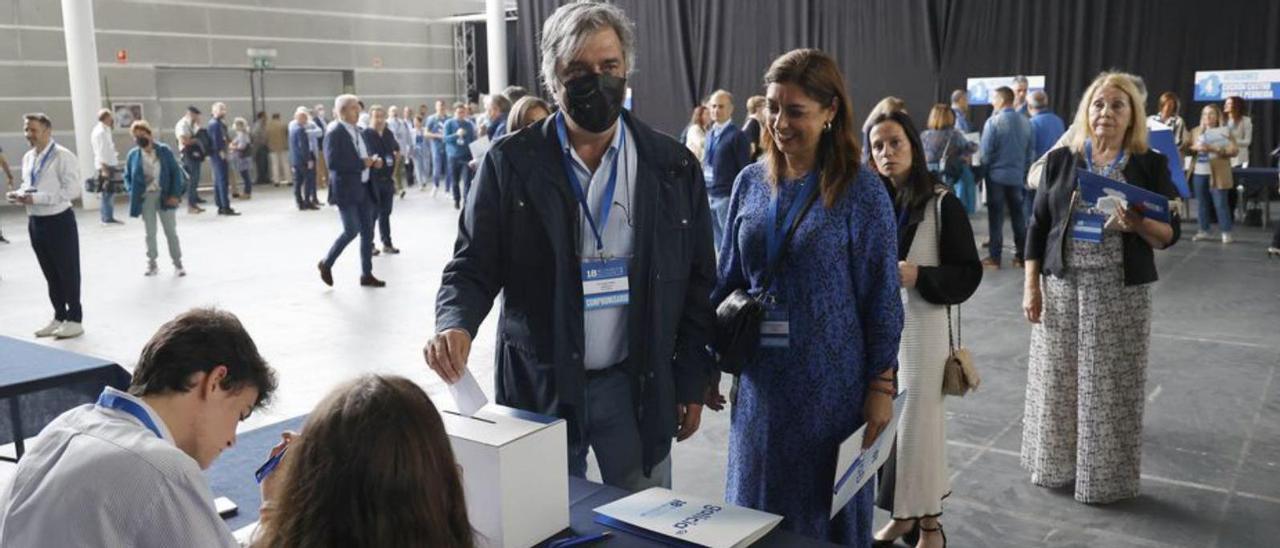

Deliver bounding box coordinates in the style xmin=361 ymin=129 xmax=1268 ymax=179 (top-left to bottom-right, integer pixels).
xmin=0 ymin=335 xmax=129 ymax=457
xmin=209 ymin=415 xmax=837 ymax=546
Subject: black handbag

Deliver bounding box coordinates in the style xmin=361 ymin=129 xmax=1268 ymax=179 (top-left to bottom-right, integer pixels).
xmin=713 ymin=183 xmax=821 ymax=374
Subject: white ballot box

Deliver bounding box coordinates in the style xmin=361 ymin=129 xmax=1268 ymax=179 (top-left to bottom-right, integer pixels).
xmin=442 ymin=404 xmax=569 ymax=548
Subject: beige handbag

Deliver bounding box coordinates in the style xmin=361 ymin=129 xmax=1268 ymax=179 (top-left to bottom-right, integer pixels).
xmin=931 ymin=192 xmax=980 ymax=396
xmin=941 ymin=304 xmax=980 ymax=396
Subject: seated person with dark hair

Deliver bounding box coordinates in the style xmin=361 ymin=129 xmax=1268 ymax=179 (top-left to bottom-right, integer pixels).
xmin=250 ymin=374 xmax=474 ymax=547
xmin=0 ymin=307 xmax=278 ymax=547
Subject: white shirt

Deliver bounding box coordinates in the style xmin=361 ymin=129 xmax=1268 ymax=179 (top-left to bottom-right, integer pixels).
xmin=142 ymin=147 xmax=161 ymax=192
xmin=91 ymin=121 xmax=119 ymax=168
xmin=340 ymin=120 xmax=370 ymax=183
xmin=174 ymin=117 xmax=197 ymax=151
xmin=0 ymin=387 xmax=238 ymax=548
xmin=19 ymin=141 xmax=82 ymax=216
xmin=564 ymin=120 xmax=637 ymax=370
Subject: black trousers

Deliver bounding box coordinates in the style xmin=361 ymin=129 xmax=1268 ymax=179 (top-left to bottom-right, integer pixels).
xmin=372 ymin=179 xmax=395 ymax=246
xmin=28 ymin=209 xmax=82 ymax=322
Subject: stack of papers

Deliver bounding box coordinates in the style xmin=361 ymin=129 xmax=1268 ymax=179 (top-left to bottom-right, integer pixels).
xmin=594 ymin=488 xmax=783 ymax=548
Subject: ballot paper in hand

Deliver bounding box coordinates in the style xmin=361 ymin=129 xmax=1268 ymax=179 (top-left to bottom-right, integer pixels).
xmin=448 ymin=369 xmax=488 ymax=416
xmin=468 ymin=135 xmax=492 ymax=160
xmin=831 ymin=395 xmax=901 ymax=518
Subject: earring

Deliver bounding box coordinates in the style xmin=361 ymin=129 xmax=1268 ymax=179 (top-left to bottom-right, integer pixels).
xmin=823 ymin=121 xmax=833 ymax=132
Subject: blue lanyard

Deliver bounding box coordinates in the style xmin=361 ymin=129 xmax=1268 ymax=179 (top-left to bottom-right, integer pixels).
xmin=555 ymin=112 xmax=625 ymax=254
xmin=96 ymin=389 xmax=164 ymax=439
xmin=29 ymin=141 xmax=56 ymax=184
xmin=766 ymin=172 xmax=819 ymax=266
xmin=1083 ymin=140 xmax=1127 ymax=179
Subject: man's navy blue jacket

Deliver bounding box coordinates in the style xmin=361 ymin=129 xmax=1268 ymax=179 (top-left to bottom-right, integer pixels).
xmin=434 ymin=111 xmax=717 ymax=475
xmin=324 ymin=122 xmax=378 ymax=207
xmin=704 ymin=122 xmax=751 ymax=198
xmin=362 ymin=126 xmax=399 ymax=184
xmin=288 ymin=123 xmax=310 ymax=168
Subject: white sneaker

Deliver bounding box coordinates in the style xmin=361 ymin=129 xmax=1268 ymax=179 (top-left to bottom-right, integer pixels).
xmin=175 ymin=262 xmax=187 ymax=277
xmin=145 ymin=261 xmax=158 ymax=276
xmin=1192 ymin=232 xmax=1213 ymax=242
xmin=53 ymin=321 xmax=83 ymax=339
xmin=34 ymin=320 xmax=62 ymax=338
xmin=1222 ymin=233 xmax=1234 ymax=244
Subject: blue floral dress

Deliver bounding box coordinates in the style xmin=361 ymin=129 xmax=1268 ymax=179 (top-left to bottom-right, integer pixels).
xmin=713 ymin=163 xmax=903 ymax=546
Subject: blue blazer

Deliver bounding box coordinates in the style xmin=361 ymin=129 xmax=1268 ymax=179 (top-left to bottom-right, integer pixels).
xmin=207 ymin=118 xmax=227 ymax=157
xmin=289 ymin=124 xmax=311 ymax=167
xmin=123 ymin=143 xmax=187 ymax=217
xmin=362 ymin=127 xmax=399 ymax=183
xmin=704 ymin=123 xmax=750 ymax=198
xmin=324 ymin=122 xmax=377 ymax=207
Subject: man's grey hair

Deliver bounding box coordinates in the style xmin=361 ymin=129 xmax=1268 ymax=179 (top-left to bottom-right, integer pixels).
xmin=1028 ymin=90 xmax=1048 ymax=109
xmin=294 ymin=106 xmax=309 ymax=116
xmin=488 ymin=93 xmax=512 ymax=113
xmin=1012 ymin=75 xmax=1029 ymax=86
xmin=950 ymin=89 xmax=967 ymax=103
xmin=334 ymin=94 xmax=360 ymax=116
xmin=539 ymin=1 xmax=636 ymax=98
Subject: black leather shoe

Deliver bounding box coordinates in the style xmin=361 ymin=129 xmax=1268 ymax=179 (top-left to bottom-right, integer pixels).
xmin=317 ymin=261 xmax=333 ymax=287
xmin=359 ymin=275 xmax=386 ymax=287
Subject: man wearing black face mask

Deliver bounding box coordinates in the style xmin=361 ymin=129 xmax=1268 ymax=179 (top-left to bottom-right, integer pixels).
xmin=426 ymin=1 xmax=716 ymax=492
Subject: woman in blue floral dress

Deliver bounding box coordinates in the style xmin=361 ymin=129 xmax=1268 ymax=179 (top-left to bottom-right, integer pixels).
xmin=712 ymin=49 xmax=903 ymax=546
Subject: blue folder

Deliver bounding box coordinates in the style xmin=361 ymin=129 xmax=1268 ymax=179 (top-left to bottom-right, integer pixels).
xmin=1148 ymin=128 xmax=1190 ymax=198
xmin=1077 ymin=169 xmax=1171 ymax=223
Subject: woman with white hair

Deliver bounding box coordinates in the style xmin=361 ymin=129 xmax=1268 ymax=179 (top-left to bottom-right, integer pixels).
xmin=1021 ymin=71 xmax=1180 ymax=504
xmin=229 ymin=117 xmax=254 ymax=199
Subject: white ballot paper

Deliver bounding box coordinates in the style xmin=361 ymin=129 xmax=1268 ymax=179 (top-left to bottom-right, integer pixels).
xmin=594 ymin=487 xmax=782 ymax=548
xmin=468 ymin=135 xmax=492 ymax=160
xmin=449 ymin=369 xmax=489 ymax=416
xmin=830 ymin=396 xmax=901 ymax=518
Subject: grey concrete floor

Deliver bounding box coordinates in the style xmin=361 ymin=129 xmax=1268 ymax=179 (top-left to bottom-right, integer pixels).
xmin=1 ymin=185 xmax=1276 ymax=547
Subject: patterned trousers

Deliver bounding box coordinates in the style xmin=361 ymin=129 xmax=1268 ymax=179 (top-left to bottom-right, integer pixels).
xmin=1021 ymin=265 xmax=1152 ymax=504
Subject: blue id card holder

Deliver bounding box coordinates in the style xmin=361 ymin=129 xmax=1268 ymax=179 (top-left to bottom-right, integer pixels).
xmin=582 ymin=258 xmax=630 ymax=310
xmin=760 ymin=305 xmax=790 ymax=349
xmin=1072 ymin=212 xmax=1105 ymax=243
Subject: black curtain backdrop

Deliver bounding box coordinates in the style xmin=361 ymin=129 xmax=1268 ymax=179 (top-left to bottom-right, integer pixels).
xmin=513 ymin=0 xmax=1278 ymax=164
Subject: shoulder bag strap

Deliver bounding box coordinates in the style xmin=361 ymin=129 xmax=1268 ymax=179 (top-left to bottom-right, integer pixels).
xmin=934 ymin=190 xmax=961 ymax=350
xmin=758 ymin=183 xmax=822 ymax=294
